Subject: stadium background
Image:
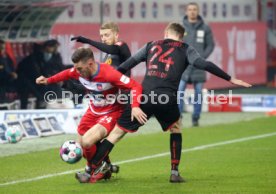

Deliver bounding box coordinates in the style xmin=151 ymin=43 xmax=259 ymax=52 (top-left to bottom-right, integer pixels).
xmin=0 ymin=0 xmax=276 ymax=193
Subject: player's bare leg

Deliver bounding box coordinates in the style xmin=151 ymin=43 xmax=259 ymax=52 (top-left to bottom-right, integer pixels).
xmin=81 ymin=124 xmax=108 ymax=148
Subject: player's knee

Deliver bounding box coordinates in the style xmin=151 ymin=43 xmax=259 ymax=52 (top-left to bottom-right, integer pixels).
xmin=170 ymin=128 xmax=181 ymax=133
xmin=81 ymin=135 xmax=99 ymax=148
xmin=107 ymin=126 xmax=126 ymax=144
xmin=169 ymin=119 xmax=182 ymax=133
xmin=81 ymin=138 xmax=93 ymax=148
xmin=169 ymin=125 xmax=182 ymax=133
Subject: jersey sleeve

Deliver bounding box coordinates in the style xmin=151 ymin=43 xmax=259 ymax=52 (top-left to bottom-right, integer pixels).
xmin=104 ymin=66 xmax=142 ymax=108
xmin=83 ymin=38 xmax=121 ymax=55
xmin=193 ymin=58 xmax=231 ymax=81
xmin=117 ymin=43 xmax=148 ymax=73
xmin=47 ymin=68 xmax=79 ymax=84
xmin=186 ymin=46 xmax=231 ymax=81
xmin=186 ymin=45 xmax=201 ymax=65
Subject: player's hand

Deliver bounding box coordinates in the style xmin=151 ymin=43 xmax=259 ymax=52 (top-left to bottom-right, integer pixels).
xmin=230 ymin=78 xmax=252 ymax=88
xmin=10 ymin=72 xmax=18 ymax=80
xmin=131 ymin=107 xmax=147 ymax=125
xmin=36 ymin=76 xmax=48 ymax=85
xmin=71 ymin=36 xmax=89 ymax=44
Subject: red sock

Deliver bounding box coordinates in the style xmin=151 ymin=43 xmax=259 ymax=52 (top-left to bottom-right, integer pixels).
xmin=83 ymin=145 xmax=97 ymax=166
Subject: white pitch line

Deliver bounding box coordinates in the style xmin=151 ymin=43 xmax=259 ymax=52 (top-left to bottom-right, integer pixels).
xmin=1 ymin=132 xmax=276 ymax=187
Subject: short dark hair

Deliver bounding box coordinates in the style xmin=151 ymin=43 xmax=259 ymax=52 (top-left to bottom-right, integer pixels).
xmin=165 ymin=23 xmax=185 ymax=39
xmin=43 ymin=39 xmax=59 ymax=48
xmin=0 ymin=39 xmax=5 ymax=45
xmin=71 ymin=47 xmax=94 ymax=63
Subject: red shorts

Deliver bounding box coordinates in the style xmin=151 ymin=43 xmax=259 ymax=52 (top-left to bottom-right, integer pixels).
xmin=77 ymin=108 xmax=122 ymax=136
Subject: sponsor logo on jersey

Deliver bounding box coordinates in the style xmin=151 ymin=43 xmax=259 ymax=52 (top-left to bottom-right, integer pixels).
xmin=96 ymin=83 xmax=103 ymax=90
xmin=120 ymin=75 xmax=130 ymax=84
xmin=79 ymin=77 xmax=113 ymax=91
xmin=105 ymin=58 xmax=112 ymax=65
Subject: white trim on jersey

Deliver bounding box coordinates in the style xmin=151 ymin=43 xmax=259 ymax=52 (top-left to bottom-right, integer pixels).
xmin=120 ymin=75 xmax=130 ymax=84
xmin=88 ymin=103 xmax=114 ymax=115
xmin=90 ymin=95 xmax=117 ymax=107
xmin=79 ymin=77 xmax=113 ymax=91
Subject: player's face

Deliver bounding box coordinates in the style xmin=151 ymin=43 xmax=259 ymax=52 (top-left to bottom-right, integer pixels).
xmin=186 ymin=4 xmax=199 ymax=21
xmin=45 ymin=46 xmax=55 ymax=54
xmin=100 ymin=29 xmax=118 ymax=45
xmin=74 ymin=60 xmax=93 ymax=78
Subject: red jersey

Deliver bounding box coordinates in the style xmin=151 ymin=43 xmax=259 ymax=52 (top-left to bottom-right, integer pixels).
xmin=47 ymin=63 xmax=142 ymax=114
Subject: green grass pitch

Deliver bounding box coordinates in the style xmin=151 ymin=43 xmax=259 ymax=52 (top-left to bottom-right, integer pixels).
xmin=0 ymin=116 xmax=276 ymax=194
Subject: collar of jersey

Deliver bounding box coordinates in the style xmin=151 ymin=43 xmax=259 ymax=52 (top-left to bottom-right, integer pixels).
xmin=90 ymin=62 xmax=100 ymax=79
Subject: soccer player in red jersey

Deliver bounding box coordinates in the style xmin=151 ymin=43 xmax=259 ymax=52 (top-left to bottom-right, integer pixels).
xmin=71 ymin=21 xmax=132 ymax=179
xmin=36 ymin=47 xmax=146 ymax=183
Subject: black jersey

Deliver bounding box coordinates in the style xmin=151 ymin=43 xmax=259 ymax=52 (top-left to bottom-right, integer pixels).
xmin=142 ymin=39 xmax=191 ymax=95
xmin=103 ymin=41 xmax=131 ymax=68
xmin=119 ymin=39 xmax=230 ymax=96
xmin=80 ymin=38 xmax=131 ymax=77
xmin=103 ymin=41 xmax=131 ymax=77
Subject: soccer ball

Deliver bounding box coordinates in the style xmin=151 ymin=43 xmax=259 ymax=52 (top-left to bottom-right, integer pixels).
xmin=5 ymin=127 xmax=23 ymax=143
xmin=60 ymin=140 xmax=83 ymax=164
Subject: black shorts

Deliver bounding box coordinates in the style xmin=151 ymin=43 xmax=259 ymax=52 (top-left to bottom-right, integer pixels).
xmin=117 ymin=100 xmax=180 ymax=133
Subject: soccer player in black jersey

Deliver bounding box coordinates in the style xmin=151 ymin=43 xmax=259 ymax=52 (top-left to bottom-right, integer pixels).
xmin=71 ymin=22 xmax=132 ymax=182
xmin=83 ymin=23 xmax=251 ymax=183
xmin=71 ymin=21 xmax=131 ymax=76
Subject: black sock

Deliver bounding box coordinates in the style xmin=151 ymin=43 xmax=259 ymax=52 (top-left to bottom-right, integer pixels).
xmin=90 ymin=139 xmax=114 ymax=169
xmin=104 ymin=155 xmax=111 ymax=164
xmin=96 ymin=141 xmax=111 ymax=164
xmin=170 ymin=133 xmax=182 ymax=172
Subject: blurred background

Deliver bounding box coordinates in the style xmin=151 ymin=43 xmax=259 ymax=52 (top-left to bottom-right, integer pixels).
xmin=0 ymin=0 xmax=275 ymax=137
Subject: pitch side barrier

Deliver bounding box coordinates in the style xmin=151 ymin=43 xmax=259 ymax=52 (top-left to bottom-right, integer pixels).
xmin=0 ymin=109 xmax=84 ymax=144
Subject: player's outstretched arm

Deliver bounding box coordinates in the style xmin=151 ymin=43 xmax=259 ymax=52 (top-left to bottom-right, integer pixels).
xmin=193 ymin=58 xmax=252 ymax=88
xmin=36 ymin=68 xmax=78 ymax=85
xmin=71 ymin=36 xmax=120 ymax=55
xmin=187 ymin=46 xmax=252 ymax=88
xmin=230 ymin=78 xmax=252 ymax=87
xmin=36 ymin=76 xmax=48 ymax=85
